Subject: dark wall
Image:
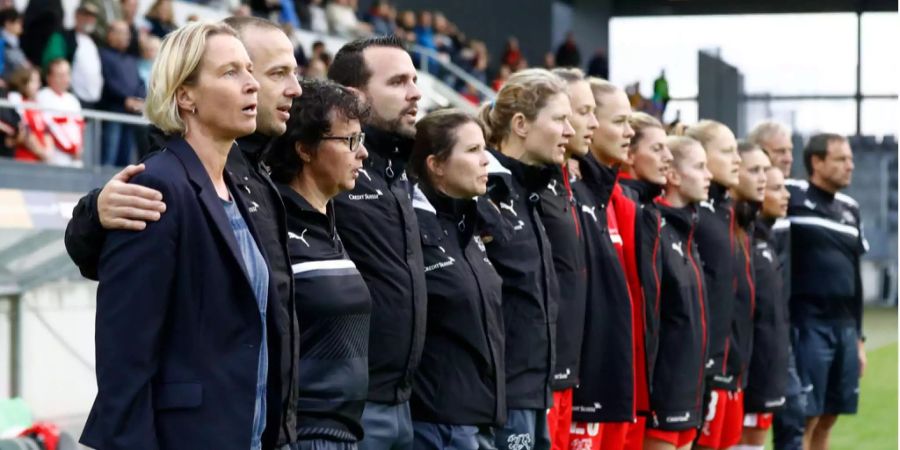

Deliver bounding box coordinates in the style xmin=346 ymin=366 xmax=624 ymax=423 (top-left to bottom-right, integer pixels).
xmin=612 ymin=0 xmax=897 ymax=16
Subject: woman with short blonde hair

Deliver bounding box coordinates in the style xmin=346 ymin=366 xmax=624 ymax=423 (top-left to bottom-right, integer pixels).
xmin=80 ymin=21 xmax=277 ymax=450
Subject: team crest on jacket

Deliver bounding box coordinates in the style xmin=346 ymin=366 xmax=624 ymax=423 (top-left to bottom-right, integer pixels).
xmin=506 ymin=433 xmax=533 ymax=450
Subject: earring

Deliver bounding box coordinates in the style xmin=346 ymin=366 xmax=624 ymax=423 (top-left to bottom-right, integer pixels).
xmin=192 ymin=107 xmax=197 ymax=115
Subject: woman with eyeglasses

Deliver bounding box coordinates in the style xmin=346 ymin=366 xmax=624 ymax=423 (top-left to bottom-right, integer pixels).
xmin=265 ymin=78 xmax=372 ymax=450
xmin=407 ymin=108 xmax=506 ymax=450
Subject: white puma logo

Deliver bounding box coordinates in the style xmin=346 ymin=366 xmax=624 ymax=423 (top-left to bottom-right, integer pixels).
xmin=547 ymin=179 xmax=559 ymax=196
xmin=581 ymin=205 xmax=597 ymax=222
xmin=289 ymin=229 xmax=310 ymax=247
xmin=357 ymin=168 xmax=372 ymax=181
xmin=700 ymin=200 xmax=715 ymax=212
xmin=762 ymin=250 xmax=773 ymax=263
xmin=499 ymin=200 xmax=517 ymax=216
xmin=804 ymin=199 xmax=817 ymax=210
xmin=672 ymin=241 xmax=684 ymax=257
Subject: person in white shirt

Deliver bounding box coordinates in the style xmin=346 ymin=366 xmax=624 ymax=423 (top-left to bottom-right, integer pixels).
xmin=69 ymin=4 xmax=104 ymax=107
xmin=36 ymin=59 xmax=84 ymax=167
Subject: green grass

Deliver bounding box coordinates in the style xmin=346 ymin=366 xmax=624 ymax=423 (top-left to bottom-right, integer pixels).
xmin=828 ymin=342 xmax=897 ymax=450
xmin=766 ymin=307 xmax=898 ymax=450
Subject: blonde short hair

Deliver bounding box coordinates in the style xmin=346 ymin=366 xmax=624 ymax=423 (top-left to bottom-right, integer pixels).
xmin=586 ymin=77 xmax=621 ymax=108
xmin=684 ymin=119 xmax=730 ymax=150
xmin=628 ymin=111 xmax=664 ymax=151
xmin=145 ymin=21 xmax=239 ymax=135
xmin=666 ymin=135 xmax=703 ymax=170
xmin=478 ymin=68 xmax=568 ymax=147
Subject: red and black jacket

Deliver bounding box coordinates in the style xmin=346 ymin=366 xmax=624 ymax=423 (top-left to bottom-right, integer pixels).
xmin=539 ymin=164 xmax=589 ymax=391
xmin=641 ymin=199 xmax=709 ymax=431
xmin=694 ymin=182 xmax=739 ymax=390
xmin=744 ymin=217 xmax=790 ymax=413
xmin=613 ymin=173 xmax=658 ymax=415
xmin=569 ymin=154 xmax=635 ymax=423
xmin=730 ymin=200 xmax=758 ymax=389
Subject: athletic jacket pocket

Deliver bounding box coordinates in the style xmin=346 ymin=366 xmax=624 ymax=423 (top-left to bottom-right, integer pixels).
xmin=153 ymin=382 xmax=203 ymax=410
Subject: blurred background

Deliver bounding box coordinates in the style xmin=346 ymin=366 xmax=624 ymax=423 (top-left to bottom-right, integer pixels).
xmin=0 ymin=0 xmax=896 ymax=448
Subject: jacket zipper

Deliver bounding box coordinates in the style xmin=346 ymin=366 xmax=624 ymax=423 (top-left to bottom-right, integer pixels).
xmin=687 ymin=227 xmax=708 ymax=411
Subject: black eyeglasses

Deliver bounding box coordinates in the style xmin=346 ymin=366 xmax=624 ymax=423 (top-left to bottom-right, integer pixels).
xmin=321 ymin=132 xmax=366 ymax=152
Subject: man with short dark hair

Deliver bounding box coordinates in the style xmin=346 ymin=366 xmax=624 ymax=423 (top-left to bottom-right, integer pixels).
xmin=64 ymin=16 xmax=303 ymax=450
xmin=42 ymin=3 xmax=103 ymax=108
xmin=786 ymin=133 xmax=867 ymax=450
xmin=328 ymin=35 xmax=426 ymax=450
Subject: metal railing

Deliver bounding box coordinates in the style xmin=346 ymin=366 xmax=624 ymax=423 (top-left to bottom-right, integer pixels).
xmin=410 ymin=44 xmax=496 ymax=102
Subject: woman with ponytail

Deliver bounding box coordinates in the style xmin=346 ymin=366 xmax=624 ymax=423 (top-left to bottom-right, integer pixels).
xmin=477 ymin=68 xmax=574 ymax=450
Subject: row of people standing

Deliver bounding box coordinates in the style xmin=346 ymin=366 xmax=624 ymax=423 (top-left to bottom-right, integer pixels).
xmin=62 ymin=17 xmax=865 ymax=450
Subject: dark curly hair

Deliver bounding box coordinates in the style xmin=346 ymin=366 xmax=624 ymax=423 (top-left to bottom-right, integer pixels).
xmin=266 ymin=78 xmax=370 ymax=183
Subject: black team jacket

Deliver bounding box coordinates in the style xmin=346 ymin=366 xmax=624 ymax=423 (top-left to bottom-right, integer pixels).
xmin=569 ymin=155 xmax=635 ymax=423
xmin=539 ymin=164 xmax=588 ymax=391
xmin=641 ymin=200 xmax=709 ymax=431
xmin=410 ymin=184 xmax=506 ymax=426
xmin=694 ymin=181 xmax=739 ymax=391
xmin=730 ymin=200 xmax=758 ymax=389
xmin=64 ymin=132 xmax=299 ymax=449
xmin=332 ymin=125 xmax=428 ymax=405
xmin=744 ymin=216 xmax=790 ymax=413
xmin=478 ymin=148 xmax=560 ymax=410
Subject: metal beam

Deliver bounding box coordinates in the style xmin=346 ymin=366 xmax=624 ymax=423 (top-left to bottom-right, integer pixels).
xmin=0 ymin=230 xmax=61 ymax=267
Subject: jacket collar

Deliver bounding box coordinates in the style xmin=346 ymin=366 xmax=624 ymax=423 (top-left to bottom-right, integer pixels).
xmin=361 ymin=125 xmax=414 ymax=182
xmin=414 ymin=183 xmax=478 ymax=244
xmin=807 ymin=179 xmax=837 ymax=202
xmin=655 ymin=197 xmax=698 ymax=234
xmin=275 ymin=183 xmax=335 ymax=230
xmin=488 ymin=148 xmax=555 ymax=195
xmin=708 ymin=181 xmax=731 ymax=204
xmin=755 ymin=216 xmax=775 ymax=241
xmin=164 ymin=136 xmax=257 ymax=288
xmin=576 ymin=153 xmax=618 ymax=205
xmin=618 ymin=175 xmax=663 ymax=204
xmin=236 ymin=132 xmax=273 ymax=164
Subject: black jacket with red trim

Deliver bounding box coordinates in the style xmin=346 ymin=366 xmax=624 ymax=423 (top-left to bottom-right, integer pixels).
xmin=539 ymin=164 xmax=588 ymax=391
xmin=729 ymin=200 xmax=758 ymax=389
xmin=478 ymin=149 xmax=560 ymax=410
xmin=641 ymin=200 xmax=708 ymax=431
xmin=569 ymin=155 xmax=635 ymax=423
xmin=744 ymin=217 xmax=790 ymax=413
xmin=694 ymin=181 xmax=739 ymax=390
xmin=614 ymin=173 xmax=658 ymax=415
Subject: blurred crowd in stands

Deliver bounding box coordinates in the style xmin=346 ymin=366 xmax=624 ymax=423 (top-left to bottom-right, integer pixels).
xmin=0 ymin=0 xmax=612 ymax=167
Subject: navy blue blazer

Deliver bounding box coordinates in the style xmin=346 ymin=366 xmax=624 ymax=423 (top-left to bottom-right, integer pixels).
xmin=80 ymin=137 xmax=275 ymax=450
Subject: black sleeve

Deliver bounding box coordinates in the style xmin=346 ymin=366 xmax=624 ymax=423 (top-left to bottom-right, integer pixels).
xmin=638 ymin=207 xmax=662 ymax=341
xmin=64 ymin=188 xmax=106 ymax=280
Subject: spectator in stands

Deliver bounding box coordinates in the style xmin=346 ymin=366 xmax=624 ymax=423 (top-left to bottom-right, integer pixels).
xmin=492 ymin=64 xmax=510 ymax=91
xmin=36 ymin=58 xmax=84 ymax=166
xmin=21 ymin=0 xmax=63 ymax=71
xmin=326 ymin=0 xmax=372 ymax=39
xmin=41 ymin=3 xmax=103 ymax=109
xmin=232 ymin=4 xmax=252 ymax=17
xmin=543 ymin=52 xmax=556 ymax=69
xmin=144 ymin=0 xmax=177 ymax=38
xmin=82 ymin=0 xmax=122 ymax=41
xmin=137 ymin=35 xmax=160 ymax=87
xmin=0 ymin=8 xmax=30 ymax=81
xmin=555 ymin=32 xmax=581 ymax=68
xmin=586 ymin=48 xmax=609 ymax=79
xmin=501 ymin=36 xmax=522 ymax=68
xmin=414 ymin=10 xmax=435 ymax=49
xmin=305 ymin=0 xmax=329 ymax=34
xmin=305 ymin=57 xmax=327 ymax=79
xmin=396 ymin=9 xmax=416 ymax=41
xmin=465 ymin=40 xmax=488 ymax=85
xmin=120 ymin=0 xmax=144 ymax=56
xmin=8 ymin=67 xmax=52 ymax=162
xmin=0 ymin=92 xmax=19 ymax=157
xmin=98 ymin=20 xmax=145 ymax=166
xmin=367 ymin=0 xmax=396 ymax=36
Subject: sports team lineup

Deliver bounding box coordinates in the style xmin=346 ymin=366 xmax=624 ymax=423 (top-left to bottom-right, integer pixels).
xmin=3 ymin=6 xmax=886 ymax=450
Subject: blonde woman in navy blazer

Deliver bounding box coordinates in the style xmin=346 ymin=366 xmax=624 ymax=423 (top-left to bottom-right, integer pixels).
xmin=80 ymin=22 xmax=278 ymax=450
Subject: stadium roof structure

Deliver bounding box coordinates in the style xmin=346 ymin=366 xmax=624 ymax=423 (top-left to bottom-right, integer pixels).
xmin=611 ymin=0 xmax=897 ymax=16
